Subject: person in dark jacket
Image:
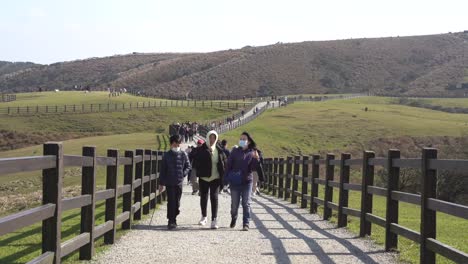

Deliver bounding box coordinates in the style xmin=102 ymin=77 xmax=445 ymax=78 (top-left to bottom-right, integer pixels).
xmin=159 ymin=135 xmax=191 ymax=230
xmin=220 ymin=139 xmax=230 ymax=158
xmin=193 ymin=130 xmax=227 ymax=229
xmin=189 ymin=139 xmax=205 ymax=195
xmin=252 ymin=148 xmax=265 ymax=197
xmin=224 ymin=131 xmax=260 ymax=231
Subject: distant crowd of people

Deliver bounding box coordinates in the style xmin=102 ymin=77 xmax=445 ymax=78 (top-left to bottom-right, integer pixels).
xmin=171 ymin=122 xmax=199 ymax=143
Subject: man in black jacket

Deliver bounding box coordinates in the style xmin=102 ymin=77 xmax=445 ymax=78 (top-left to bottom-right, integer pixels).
xmin=159 ymin=135 xmax=191 ymax=229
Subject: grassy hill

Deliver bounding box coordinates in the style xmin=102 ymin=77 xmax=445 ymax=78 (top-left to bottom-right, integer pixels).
xmin=221 ymin=97 xmax=468 ymax=157
xmin=0 ymin=91 xmax=238 ymax=151
xmin=1 ymin=32 xmax=467 ymax=97
xmin=219 ymin=97 xmax=468 ymax=263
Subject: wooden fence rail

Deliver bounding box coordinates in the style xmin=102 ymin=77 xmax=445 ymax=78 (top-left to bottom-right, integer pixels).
xmin=262 ymin=148 xmax=468 ymax=264
xmin=0 ymin=100 xmax=253 ymax=115
xmin=0 ymin=93 xmax=16 ymax=103
xmin=0 ymin=142 xmax=167 ymax=264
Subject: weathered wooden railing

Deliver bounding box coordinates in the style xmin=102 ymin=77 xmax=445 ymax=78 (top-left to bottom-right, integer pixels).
xmin=262 ymin=148 xmax=468 ymax=264
xmin=0 ymin=100 xmax=253 ymax=115
xmin=0 ymin=142 xmax=166 ymax=264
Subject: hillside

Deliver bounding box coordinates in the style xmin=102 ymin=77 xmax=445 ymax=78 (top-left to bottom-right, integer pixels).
xmin=1 ymin=32 xmax=467 ymax=97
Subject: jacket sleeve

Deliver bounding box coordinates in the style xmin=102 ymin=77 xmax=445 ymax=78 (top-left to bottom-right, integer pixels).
xmin=183 ymin=152 xmax=191 ymax=177
xmin=159 ymin=153 xmax=167 ymax=186
xmin=223 ymin=152 xmax=234 ymax=185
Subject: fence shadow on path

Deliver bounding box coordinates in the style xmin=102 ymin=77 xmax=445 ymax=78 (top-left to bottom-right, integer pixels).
xmin=252 ymin=195 xmax=385 ymax=264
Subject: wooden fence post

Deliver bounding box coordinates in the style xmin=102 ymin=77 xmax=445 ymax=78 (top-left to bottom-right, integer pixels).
xmin=272 ymin=158 xmax=278 ymax=196
xmin=79 ymin=146 xmax=97 ymax=260
xmin=324 ymin=154 xmax=335 ymax=220
xmin=104 ymin=149 xmax=119 ymax=244
xmin=42 ymin=142 xmax=63 ymax=264
xmin=122 ymin=150 xmax=134 ymax=230
xmin=150 ymin=150 xmax=158 ymax=209
xmin=292 ymin=156 xmax=300 ymax=204
xmin=385 ymin=149 xmax=400 ymax=251
xmin=278 ymin=158 xmax=285 ymax=199
xmin=285 ymin=156 xmax=293 ymax=201
xmin=338 ymin=153 xmax=351 ymax=227
xmin=360 ymin=151 xmax=375 ymax=237
xmin=301 ymin=156 xmax=309 ymax=209
xmin=421 ymin=148 xmax=438 ymax=264
xmin=156 ymin=151 xmax=163 ymax=204
xmin=134 ymin=149 xmax=144 ymax=220
xmin=267 ymin=159 xmax=272 ymax=192
xmin=143 ymin=149 xmax=152 ymax=215
xmin=311 ymin=154 xmax=320 ymax=214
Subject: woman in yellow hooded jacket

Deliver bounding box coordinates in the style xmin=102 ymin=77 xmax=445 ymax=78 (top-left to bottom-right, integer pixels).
xmin=192 ymin=130 xmax=227 ymax=229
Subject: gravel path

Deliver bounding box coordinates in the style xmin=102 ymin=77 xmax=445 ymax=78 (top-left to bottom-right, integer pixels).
xmin=92 ymin=186 xmax=397 ymax=264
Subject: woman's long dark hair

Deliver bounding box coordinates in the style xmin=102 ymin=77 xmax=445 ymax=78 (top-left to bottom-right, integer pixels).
xmin=241 ymin=131 xmax=257 ymax=150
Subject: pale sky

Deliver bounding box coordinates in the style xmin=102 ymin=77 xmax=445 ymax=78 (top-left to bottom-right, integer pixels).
xmin=0 ymin=0 xmax=467 ymax=64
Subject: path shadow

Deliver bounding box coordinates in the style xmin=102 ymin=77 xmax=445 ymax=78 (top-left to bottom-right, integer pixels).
xmin=253 ymin=195 xmax=383 ymax=264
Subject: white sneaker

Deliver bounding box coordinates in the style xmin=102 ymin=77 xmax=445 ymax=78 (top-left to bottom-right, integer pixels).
xmin=199 ymin=216 xmax=207 ymax=226
xmin=211 ymin=218 xmax=219 ymax=229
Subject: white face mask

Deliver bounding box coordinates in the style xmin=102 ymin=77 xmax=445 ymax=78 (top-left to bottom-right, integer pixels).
xmin=172 ymin=147 xmax=181 ymax=152
xmin=239 ymin=140 xmax=248 ymax=148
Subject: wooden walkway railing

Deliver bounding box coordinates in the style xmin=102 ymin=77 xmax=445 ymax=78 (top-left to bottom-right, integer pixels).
xmin=262 ymin=148 xmax=468 ymax=264
xmin=0 ymin=100 xmax=253 ymax=115
xmin=0 ymin=93 xmax=16 ymax=103
xmin=0 ymin=143 xmax=167 ymax=264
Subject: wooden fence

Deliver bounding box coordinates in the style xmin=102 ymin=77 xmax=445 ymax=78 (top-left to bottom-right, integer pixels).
xmin=262 ymin=148 xmax=468 ymax=264
xmin=0 ymin=100 xmax=254 ymax=115
xmin=0 ymin=143 xmax=167 ymax=264
xmin=0 ymin=94 xmax=16 ymax=103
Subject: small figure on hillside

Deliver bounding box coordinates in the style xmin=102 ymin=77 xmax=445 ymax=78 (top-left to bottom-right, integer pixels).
xmin=159 ymin=135 xmax=191 ymax=230
xmin=364 ymin=107 xmax=368 ymax=112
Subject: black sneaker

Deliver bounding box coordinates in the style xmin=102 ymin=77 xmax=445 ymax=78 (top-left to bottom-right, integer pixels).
xmin=230 ymin=218 xmax=237 ymax=228
xmin=242 ymin=225 xmax=249 ymax=231
xmin=168 ymin=221 xmax=177 ymax=230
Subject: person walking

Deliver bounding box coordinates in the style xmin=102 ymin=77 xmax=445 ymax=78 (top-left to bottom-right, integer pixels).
xmin=251 ymin=148 xmax=265 ymax=197
xmin=159 ymin=135 xmax=191 ymax=230
xmin=220 ymin=139 xmax=230 ymax=158
xmin=193 ymin=130 xmax=227 ymax=229
xmin=189 ymin=139 xmax=205 ymax=195
xmin=224 ymin=132 xmax=260 ymax=231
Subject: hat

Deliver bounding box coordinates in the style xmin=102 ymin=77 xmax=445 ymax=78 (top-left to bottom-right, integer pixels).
xmin=197 ymin=139 xmax=205 ymax=145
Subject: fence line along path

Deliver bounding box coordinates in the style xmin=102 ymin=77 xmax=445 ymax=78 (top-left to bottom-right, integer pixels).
xmin=92 ymin=183 xmax=397 ymax=264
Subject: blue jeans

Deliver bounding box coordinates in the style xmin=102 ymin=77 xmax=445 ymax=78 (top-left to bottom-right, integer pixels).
xmin=230 ymin=182 xmax=253 ymax=225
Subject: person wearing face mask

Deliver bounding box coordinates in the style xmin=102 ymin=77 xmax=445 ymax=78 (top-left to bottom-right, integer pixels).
xmin=159 ymin=135 xmax=191 ymax=230
xmin=224 ymin=131 xmax=260 ymax=231
xmin=192 ymin=130 xmax=227 ymax=229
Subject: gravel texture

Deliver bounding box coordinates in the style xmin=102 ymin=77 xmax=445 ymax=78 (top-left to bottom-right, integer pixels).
xmin=92 ymin=187 xmax=397 ymax=264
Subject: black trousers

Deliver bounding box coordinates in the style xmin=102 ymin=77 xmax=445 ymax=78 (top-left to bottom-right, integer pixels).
xmin=166 ymin=185 xmax=183 ymax=223
xmin=199 ymin=179 xmax=220 ymax=220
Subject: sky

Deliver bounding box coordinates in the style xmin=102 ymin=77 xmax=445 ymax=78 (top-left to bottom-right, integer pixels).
xmin=0 ymin=0 xmax=467 ymax=64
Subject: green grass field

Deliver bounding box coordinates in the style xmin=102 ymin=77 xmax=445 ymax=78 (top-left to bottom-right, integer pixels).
xmin=218 ymin=97 xmax=468 ymax=263
xmin=221 ymin=97 xmax=468 ymax=157
xmin=1 ymin=91 xmax=255 ymax=107
xmin=0 ymin=106 xmax=236 ymax=134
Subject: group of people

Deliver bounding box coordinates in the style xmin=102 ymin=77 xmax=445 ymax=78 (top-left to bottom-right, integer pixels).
xmin=159 ymin=130 xmax=264 ymax=231
xmin=171 ymin=122 xmax=199 ymax=143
